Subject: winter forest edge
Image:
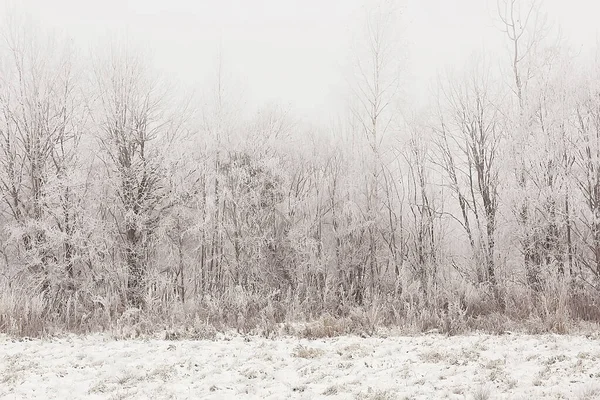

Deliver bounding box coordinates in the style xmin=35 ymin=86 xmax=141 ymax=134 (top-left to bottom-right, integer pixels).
xmin=1 ymin=0 xmax=599 ymax=338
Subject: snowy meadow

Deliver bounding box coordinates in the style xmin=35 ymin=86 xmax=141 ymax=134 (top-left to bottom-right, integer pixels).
xmin=1 ymin=332 xmax=600 ymax=400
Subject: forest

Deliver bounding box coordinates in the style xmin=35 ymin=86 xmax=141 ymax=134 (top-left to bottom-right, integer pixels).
xmin=1 ymin=0 xmax=599 ymax=338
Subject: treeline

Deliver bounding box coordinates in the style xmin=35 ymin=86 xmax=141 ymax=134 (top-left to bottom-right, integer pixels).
xmin=1 ymin=1 xmax=599 ymax=337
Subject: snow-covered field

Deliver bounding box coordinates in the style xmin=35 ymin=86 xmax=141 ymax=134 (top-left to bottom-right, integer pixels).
xmin=1 ymin=332 xmax=600 ymax=399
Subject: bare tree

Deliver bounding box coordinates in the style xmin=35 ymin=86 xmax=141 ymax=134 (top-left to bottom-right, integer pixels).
xmin=571 ymin=62 xmax=600 ymax=285
xmin=92 ymin=45 xmax=186 ymax=307
xmin=348 ymin=0 xmax=404 ymax=302
xmin=403 ymin=124 xmax=439 ymax=296
xmin=0 ymin=16 xmax=87 ymax=299
xmin=497 ymin=0 xmax=566 ymax=288
xmin=434 ymin=63 xmax=503 ymax=302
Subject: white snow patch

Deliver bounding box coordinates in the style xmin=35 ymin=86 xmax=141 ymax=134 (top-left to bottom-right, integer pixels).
xmin=1 ymin=333 xmax=599 ymax=399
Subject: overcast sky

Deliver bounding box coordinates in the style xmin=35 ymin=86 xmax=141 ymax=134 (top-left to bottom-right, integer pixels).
xmin=5 ymin=0 xmax=599 ymax=121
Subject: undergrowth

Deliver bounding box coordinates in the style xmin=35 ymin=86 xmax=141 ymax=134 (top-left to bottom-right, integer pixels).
xmin=0 ymin=275 xmax=598 ymax=339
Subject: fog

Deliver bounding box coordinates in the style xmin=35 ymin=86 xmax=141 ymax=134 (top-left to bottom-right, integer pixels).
xmin=9 ymin=0 xmax=599 ymax=119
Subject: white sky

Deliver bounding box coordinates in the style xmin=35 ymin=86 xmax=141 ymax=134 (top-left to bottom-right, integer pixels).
xmin=4 ymin=0 xmax=600 ymax=120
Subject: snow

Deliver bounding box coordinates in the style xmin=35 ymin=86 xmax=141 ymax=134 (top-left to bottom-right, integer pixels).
xmin=1 ymin=332 xmax=600 ymax=399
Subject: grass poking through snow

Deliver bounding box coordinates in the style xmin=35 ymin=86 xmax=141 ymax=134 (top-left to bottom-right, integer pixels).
xmin=0 ymin=333 xmax=599 ymax=399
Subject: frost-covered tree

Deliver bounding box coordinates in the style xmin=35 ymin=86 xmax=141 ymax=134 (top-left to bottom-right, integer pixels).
xmin=0 ymin=16 xmax=88 ymax=302
xmin=92 ymin=45 xmax=186 ymax=306
xmin=434 ymin=63 xmax=503 ymax=301
xmin=348 ymin=0 xmax=404 ymax=303
xmin=497 ymin=0 xmax=567 ymax=288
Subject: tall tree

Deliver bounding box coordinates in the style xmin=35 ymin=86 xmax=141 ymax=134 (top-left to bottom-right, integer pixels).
xmin=497 ymin=0 xmax=563 ymax=288
xmin=92 ymin=45 xmax=186 ymax=307
xmin=435 ymin=63 xmax=503 ymax=301
xmin=348 ymin=0 xmax=404 ymax=302
xmin=0 ymin=16 xmax=86 ymax=297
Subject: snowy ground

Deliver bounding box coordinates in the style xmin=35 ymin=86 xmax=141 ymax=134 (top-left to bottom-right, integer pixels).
xmin=1 ymin=332 xmax=600 ymax=400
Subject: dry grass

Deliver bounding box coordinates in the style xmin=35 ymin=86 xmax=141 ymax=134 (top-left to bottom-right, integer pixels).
xmin=323 ymin=384 xmax=342 ymax=395
xmin=292 ymin=344 xmax=325 ymax=359
xmin=419 ymin=350 xmax=449 ymax=363
xmin=577 ymin=385 xmax=600 ymax=400
xmin=472 ymin=385 xmax=493 ymax=400
xmin=0 ymin=274 xmax=599 ymax=339
xmin=355 ymin=389 xmax=398 ymax=400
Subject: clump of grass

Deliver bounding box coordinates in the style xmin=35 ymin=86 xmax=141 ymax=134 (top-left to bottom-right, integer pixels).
xmin=419 ymin=350 xmax=448 ymax=363
xmin=355 ymin=388 xmax=397 ymax=400
xmin=0 ymin=353 xmax=39 ymax=386
xmin=292 ymin=344 xmax=324 ymax=359
xmin=577 ymin=385 xmax=600 ymax=400
xmin=323 ymin=385 xmax=342 ymax=395
xmin=301 ymin=315 xmax=351 ymax=339
xmin=472 ymin=385 xmax=492 ymax=400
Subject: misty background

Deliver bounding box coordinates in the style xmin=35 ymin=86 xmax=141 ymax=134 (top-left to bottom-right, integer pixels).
xmin=11 ymin=0 xmax=600 ymax=117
